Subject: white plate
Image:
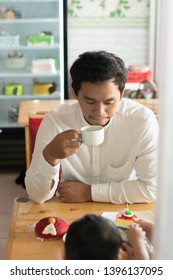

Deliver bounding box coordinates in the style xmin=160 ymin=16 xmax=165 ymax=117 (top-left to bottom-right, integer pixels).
xmin=62 ymin=233 xmax=67 ymax=242
xmin=102 ymin=211 xmax=154 ymax=223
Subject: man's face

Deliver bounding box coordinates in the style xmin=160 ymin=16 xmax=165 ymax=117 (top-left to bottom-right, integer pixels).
xmin=74 ymin=79 xmax=122 ymax=126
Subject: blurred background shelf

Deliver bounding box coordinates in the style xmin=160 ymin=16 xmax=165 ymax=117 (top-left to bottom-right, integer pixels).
xmin=0 ymin=0 xmax=67 ymax=129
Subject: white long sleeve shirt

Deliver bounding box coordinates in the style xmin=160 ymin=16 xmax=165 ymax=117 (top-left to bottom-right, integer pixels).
xmin=25 ymin=98 xmax=159 ymax=204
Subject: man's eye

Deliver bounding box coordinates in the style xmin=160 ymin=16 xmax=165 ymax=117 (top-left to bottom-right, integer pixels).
xmin=86 ymin=101 xmax=95 ymax=104
xmin=104 ymin=101 xmax=114 ymax=105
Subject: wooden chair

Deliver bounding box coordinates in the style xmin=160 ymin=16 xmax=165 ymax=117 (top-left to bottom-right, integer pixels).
xmin=23 ymin=100 xmax=77 ymax=169
xmin=25 ymin=114 xmax=44 ymax=168
xmin=26 ymin=114 xmax=61 ymax=197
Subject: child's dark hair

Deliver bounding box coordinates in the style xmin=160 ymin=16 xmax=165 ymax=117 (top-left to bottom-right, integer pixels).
xmin=70 ymin=50 xmax=127 ymax=96
xmin=65 ymin=214 xmax=122 ymax=260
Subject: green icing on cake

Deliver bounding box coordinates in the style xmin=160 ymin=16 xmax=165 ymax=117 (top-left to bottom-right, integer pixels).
xmin=27 ymin=35 xmax=54 ymax=45
xmin=124 ymin=209 xmax=133 ymax=216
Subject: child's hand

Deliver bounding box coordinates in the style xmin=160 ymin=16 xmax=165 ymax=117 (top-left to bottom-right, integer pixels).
xmin=122 ymin=242 xmax=135 ymax=259
xmin=133 ymin=218 xmax=153 ymax=242
xmin=126 ymin=223 xmax=146 ymax=247
xmin=122 ymin=224 xmax=150 ymax=260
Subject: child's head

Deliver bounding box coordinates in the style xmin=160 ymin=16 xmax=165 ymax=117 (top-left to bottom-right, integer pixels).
xmin=64 ymin=214 xmax=122 ymax=260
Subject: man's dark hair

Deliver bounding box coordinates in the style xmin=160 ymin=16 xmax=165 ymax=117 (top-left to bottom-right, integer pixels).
xmin=64 ymin=214 xmax=122 ymax=260
xmin=70 ymin=50 xmax=127 ymax=96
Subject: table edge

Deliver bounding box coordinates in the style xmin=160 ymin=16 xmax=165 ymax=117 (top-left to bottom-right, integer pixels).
xmin=4 ymin=198 xmax=19 ymax=260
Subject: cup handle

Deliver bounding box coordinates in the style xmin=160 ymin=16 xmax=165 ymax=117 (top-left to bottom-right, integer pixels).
xmin=71 ymin=130 xmax=82 ymax=142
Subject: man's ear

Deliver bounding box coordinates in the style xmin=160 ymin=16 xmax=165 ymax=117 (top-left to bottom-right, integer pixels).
xmin=71 ymin=88 xmax=78 ymax=100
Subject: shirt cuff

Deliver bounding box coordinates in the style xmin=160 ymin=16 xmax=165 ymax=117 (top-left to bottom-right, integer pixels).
xmin=91 ymin=183 xmax=111 ymax=203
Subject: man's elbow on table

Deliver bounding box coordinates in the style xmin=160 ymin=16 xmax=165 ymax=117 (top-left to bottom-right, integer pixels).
xmin=26 ymin=188 xmax=53 ymax=204
xmin=25 ymin=178 xmax=54 ymax=204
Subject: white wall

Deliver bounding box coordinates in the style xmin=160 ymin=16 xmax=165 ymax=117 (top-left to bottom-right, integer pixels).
xmin=67 ymin=0 xmax=157 ymax=95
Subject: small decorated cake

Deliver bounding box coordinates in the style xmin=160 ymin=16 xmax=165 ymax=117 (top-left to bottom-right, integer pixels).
xmin=3 ymin=83 xmax=23 ymax=96
xmin=31 ymin=58 xmax=57 ymax=74
xmin=0 ymin=31 xmax=19 ymax=47
xmin=32 ymin=81 xmax=57 ymax=95
xmin=6 ymin=52 xmax=26 ymax=69
xmin=116 ymin=208 xmax=138 ymax=227
xmin=27 ymin=34 xmax=54 ymax=46
xmin=34 ymin=216 xmax=69 ymax=239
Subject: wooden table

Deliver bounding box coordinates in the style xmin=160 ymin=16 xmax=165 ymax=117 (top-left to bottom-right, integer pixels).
xmin=18 ymin=99 xmax=158 ymax=127
xmin=18 ymin=100 xmax=61 ymax=126
xmin=134 ymin=99 xmax=158 ymax=115
xmin=5 ymin=197 xmax=154 ymax=260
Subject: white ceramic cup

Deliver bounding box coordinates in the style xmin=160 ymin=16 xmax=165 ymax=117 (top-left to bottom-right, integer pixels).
xmin=80 ymin=125 xmax=104 ymax=146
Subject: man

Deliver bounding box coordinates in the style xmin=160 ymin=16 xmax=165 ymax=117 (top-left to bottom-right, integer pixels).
xmin=25 ymin=51 xmax=159 ymax=204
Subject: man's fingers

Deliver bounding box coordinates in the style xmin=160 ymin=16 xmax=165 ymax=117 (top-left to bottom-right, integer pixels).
xmin=70 ymin=138 xmax=82 ymax=142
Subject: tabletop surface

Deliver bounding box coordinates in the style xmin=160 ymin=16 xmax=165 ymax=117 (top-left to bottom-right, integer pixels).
xmin=18 ymin=99 xmax=76 ymax=126
xmin=5 ymin=197 xmax=154 ymax=260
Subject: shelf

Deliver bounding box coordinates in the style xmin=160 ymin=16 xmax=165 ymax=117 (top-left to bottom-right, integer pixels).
xmin=0 ymin=71 xmax=60 ymax=78
xmin=0 ymin=121 xmax=19 ymax=128
xmin=125 ymin=83 xmax=139 ymax=90
xmin=0 ymin=0 xmax=66 ymax=129
xmin=0 ymin=93 xmax=60 ymax=100
xmin=0 ymin=45 xmax=59 ymax=51
xmin=0 ymin=18 xmax=59 ymax=24
xmin=1 ymin=0 xmax=58 ymax=2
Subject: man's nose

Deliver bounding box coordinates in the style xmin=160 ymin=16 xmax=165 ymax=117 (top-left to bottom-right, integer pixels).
xmin=94 ymin=103 xmax=105 ymax=115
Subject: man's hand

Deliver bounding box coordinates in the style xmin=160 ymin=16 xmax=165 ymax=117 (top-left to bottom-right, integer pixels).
xmin=43 ymin=129 xmax=82 ymax=166
xmin=58 ymin=181 xmax=92 ymax=203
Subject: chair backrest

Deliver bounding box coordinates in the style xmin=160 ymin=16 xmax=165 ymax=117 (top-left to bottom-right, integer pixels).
xmin=28 ymin=114 xmax=60 ymax=197
xmin=25 ymin=114 xmax=44 ymax=168
xmin=29 ymin=115 xmax=43 ymax=158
